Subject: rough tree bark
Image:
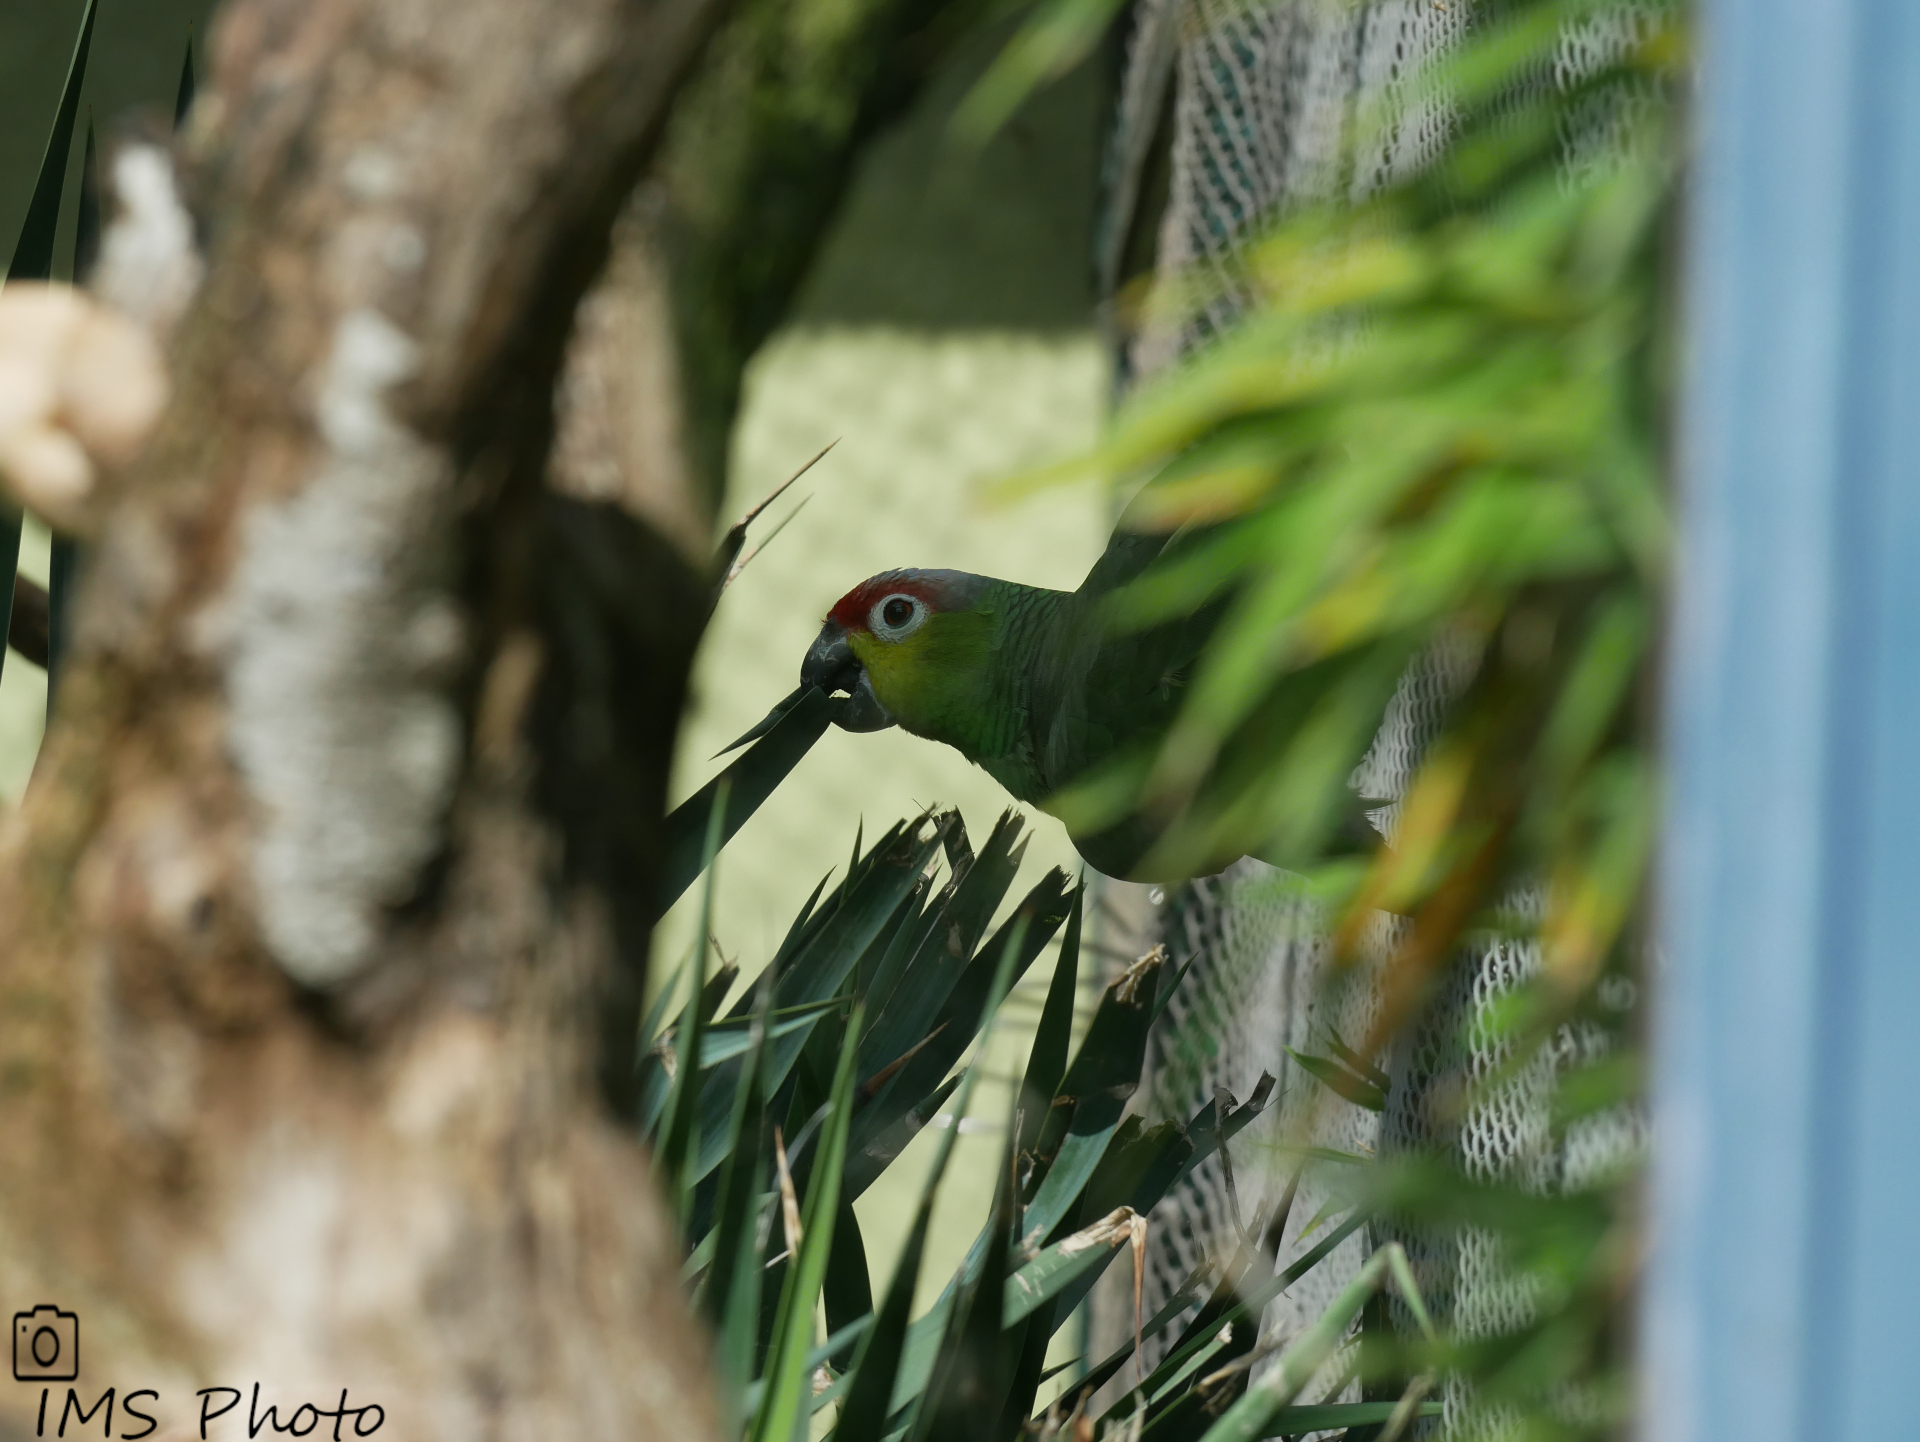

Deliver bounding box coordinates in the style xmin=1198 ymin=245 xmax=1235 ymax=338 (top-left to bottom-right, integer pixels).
xmin=0 ymin=0 xmax=735 ymax=1434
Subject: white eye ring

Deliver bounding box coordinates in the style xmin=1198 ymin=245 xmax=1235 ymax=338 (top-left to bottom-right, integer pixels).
xmin=869 ymin=593 xmax=928 ymax=641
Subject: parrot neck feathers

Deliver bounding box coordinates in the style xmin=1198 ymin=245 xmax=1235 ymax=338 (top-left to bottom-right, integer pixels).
xmin=847 ymin=575 xmax=1065 ymax=798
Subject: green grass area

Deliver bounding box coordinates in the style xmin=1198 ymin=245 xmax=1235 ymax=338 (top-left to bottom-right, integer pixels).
xmin=0 ymin=517 xmax=51 ymax=803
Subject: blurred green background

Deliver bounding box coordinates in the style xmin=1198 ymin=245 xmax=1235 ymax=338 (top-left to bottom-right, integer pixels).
xmin=0 ymin=0 xmax=217 ymax=276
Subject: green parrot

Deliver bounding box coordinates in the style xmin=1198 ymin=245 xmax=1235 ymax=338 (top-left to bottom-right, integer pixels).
xmin=798 ymin=533 xmax=1219 ymax=880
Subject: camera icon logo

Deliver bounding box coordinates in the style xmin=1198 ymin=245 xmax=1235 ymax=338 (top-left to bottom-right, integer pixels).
xmin=13 ymin=1306 xmax=78 ymax=1382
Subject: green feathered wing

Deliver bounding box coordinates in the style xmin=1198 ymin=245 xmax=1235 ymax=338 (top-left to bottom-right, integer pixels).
xmin=987 ymin=530 xmax=1221 ymax=879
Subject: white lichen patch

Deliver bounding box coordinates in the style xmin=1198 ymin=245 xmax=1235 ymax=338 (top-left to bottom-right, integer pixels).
xmin=227 ymin=309 xmax=463 ymax=988
xmin=95 ymin=144 xmax=203 ymax=337
xmin=177 ymin=1143 xmax=348 ymax=1369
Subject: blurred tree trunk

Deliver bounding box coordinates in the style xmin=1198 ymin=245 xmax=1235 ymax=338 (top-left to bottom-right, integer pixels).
xmin=0 ymin=0 xmax=732 ymax=1433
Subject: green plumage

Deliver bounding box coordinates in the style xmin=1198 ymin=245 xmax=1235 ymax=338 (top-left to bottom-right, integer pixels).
xmin=811 ymin=531 xmax=1217 ymax=879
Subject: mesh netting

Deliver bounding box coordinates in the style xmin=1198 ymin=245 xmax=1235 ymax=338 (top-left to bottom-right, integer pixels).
xmin=1112 ymin=0 xmax=1466 ymax=378
xmin=1091 ymin=1 xmax=1653 ymax=1434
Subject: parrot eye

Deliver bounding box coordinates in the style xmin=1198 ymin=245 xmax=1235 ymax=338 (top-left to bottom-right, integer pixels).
xmin=871 ymin=593 xmax=926 ymax=640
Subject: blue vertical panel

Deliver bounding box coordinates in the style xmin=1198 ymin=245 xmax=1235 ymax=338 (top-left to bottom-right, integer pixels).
xmin=1814 ymin=3 xmax=1920 ymax=1430
xmin=1648 ymin=2 xmax=1920 ymax=1441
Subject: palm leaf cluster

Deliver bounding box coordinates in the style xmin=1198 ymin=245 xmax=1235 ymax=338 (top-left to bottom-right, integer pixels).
xmin=644 ymin=799 xmax=1443 ymax=1438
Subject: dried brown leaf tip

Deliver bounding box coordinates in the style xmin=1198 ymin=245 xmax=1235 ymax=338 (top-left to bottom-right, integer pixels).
xmin=1112 ymin=943 xmax=1167 ymax=1004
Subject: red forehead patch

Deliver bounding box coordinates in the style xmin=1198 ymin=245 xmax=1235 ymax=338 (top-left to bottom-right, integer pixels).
xmin=826 ymin=569 xmax=981 ymax=630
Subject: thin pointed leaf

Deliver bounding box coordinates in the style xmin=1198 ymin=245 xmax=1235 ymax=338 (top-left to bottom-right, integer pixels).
xmin=697 ymin=998 xmax=845 ymax=1067
xmin=1323 ymin=1029 xmax=1391 ymax=1091
xmin=3 ymin=0 xmax=96 ymax=692
xmin=1293 ymin=1196 xmax=1349 ymax=1244
xmin=824 ymin=1189 xmax=874 ymax=1342
xmin=1287 ymin=1048 xmax=1387 ymax=1112
xmin=1069 ymin=1262 xmax=1222 ymax=1403
xmin=751 ymin=1001 xmax=865 ymax=1442
xmin=714 ymin=439 xmax=837 ymax=589
xmin=847 ymin=821 xmax=865 ymax=910
xmin=1020 ymin=949 xmax=1166 ymax=1238
xmin=724 ymin=494 xmax=814 ymax=589
xmin=1001 ymin=1206 xmax=1137 ymax=1327
xmin=1255 ymin=1401 xmax=1443 ymax=1437
xmin=999 ymin=1302 xmax=1052 ymax=1437
xmin=1384 ymin=1246 xmax=1437 ymax=1342
xmin=1149 ymin=950 xmax=1199 ymax=1027
xmin=714 ymin=684 xmax=810 ymax=758
xmin=44 ymin=119 xmax=96 ymax=710
xmin=706 ymin=977 xmax=775 ymax=1327
xmin=846 ymin=872 xmax=1071 ymax=1199
xmin=174 ymin=32 xmax=197 ymax=129
xmin=72 ymin=121 xmax=99 ymax=281
xmin=855 ymin=877 xmax=938 ymax=1013
xmin=951 ymin=0 xmax=1125 ymax=146
xmin=1126 ymin=1212 xmax=1371 ymax=1408
xmin=701 ymin=961 xmax=739 ymax=1019
xmin=909 ymin=1096 xmax=1021 ymax=1442
xmin=711 ymin=1040 xmax=771 ymax=1433
xmin=1194 ymin=1246 xmax=1402 ymax=1442
xmin=640 ymin=944 xmax=696 ymax=1052
xmin=689 ymin=823 xmax=942 ymax=1183
xmin=658 ymin=783 xmax=729 ymax=1215
xmin=834 ymin=1193 xmax=938 ymax=1441
xmin=863 ymin=918 xmax=1031 ymax=1422
xmin=740 ymin=1314 xmax=876 ymax=1421
xmin=860 ymin=810 xmax=1028 ymax=1068
xmin=1014 ymin=886 xmax=1082 ymax=1159
xmin=657 ymin=688 xmax=834 ymax=917
xmin=634 ymin=939 xmax=703 ymax=1139
xmin=721 ymin=869 xmax=838 ymax=1020
xmin=9 ymin=0 xmax=95 ymax=281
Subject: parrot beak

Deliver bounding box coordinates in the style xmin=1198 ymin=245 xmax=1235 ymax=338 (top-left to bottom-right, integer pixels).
xmin=803 ymin=622 xmax=895 ymax=733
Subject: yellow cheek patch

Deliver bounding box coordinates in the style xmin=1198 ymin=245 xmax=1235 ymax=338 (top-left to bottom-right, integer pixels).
xmin=846 ymin=609 xmax=996 ymax=738
xmin=848 ymin=629 xmax=924 ymax=708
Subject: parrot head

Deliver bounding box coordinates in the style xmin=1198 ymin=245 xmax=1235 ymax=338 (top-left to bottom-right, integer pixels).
xmin=790 ymin=562 xmax=1270 ymax=878
xmin=801 ymin=569 xmax=1001 ymax=748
